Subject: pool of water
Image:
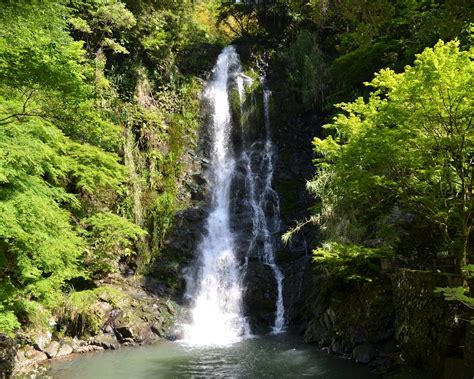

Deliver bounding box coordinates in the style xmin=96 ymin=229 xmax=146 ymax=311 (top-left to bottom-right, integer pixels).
xmin=47 ymin=334 xmax=375 ymax=378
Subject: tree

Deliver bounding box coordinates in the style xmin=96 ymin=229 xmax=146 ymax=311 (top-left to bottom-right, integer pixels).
xmin=310 ymin=40 xmax=473 ymax=276
xmin=0 ymin=0 xmax=126 ymax=334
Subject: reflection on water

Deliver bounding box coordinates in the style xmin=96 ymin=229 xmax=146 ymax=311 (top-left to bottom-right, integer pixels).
xmin=47 ymin=334 xmax=375 ymax=378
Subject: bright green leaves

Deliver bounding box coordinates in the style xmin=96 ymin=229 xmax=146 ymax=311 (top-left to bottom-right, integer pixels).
xmin=0 ymin=309 xmax=21 ymax=337
xmin=0 ymin=2 xmax=88 ymax=98
xmin=0 ymin=181 xmax=85 ymax=308
xmin=0 ymin=0 xmax=214 ymax=337
xmin=93 ymin=2 xmax=136 ymax=32
xmin=0 ymin=1 xmax=127 ymax=334
xmin=310 ymin=40 xmax=473 ymax=274
xmin=313 ymin=242 xmax=391 ymax=282
xmin=82 ymin=213 xmax=146 ymax=276
xmin=66 ymin=142 xmax=124 ymax=194
xmin=435 ymin=287 xmax=474 ymax=313
xmin=0 ymin=1 xmax=121 ymax=149
xmin=69 ymin=0 xmax=136 ymax=55
xmin=0 ymin=118 xmax=83 ymax=325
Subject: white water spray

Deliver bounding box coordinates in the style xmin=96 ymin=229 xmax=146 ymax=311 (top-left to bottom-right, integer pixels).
xmin=182 ymin=47 xmax=286 ymax=345
xmin=182 ymin=47 xmax=249 ymax=346
xmin=241 ymin=86 xmax=286 ymax=333
xmin=263 ymin=88 xmax=286 ymax=332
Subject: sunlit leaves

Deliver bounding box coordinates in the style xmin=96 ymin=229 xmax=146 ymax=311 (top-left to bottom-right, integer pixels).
xmin=0 ymin=1 xmax=126 ymax=334
xmin=310 ymin=40 xmax=473 ymax=269
xmin=82 ymin=213 xmax=146 ymax=276
xmin=313 ymin=242 xmax=391 ymax=281
xmin=435 ymin=287 xmax=474 ymax=311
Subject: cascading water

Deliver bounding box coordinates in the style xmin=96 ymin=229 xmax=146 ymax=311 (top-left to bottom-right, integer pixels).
xmin=240 ymin=86 xmax=286 ymax=333
xmin=182 ymin=46 xmax=285 ymax=346
xmin=262 ymin=87 xmax=286 ymax=332
xmin=182 ymin=46 xmax=249 ymax=346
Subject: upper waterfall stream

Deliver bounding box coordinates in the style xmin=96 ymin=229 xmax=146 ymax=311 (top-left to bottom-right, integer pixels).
xmin=182 ymin=46 xmax=249 ymax=346
xmin=182 ymin=46 xmax=285 ymax=345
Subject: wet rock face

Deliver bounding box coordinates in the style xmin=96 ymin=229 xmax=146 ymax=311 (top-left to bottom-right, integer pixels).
xmin=393 ymin=270 xmax=465 ymax=373
xmin=301 ymin=275 xmax=400 ymax=374
xmin=263 ymin=81 xmax=319 ymax=331
xmin=146 ymin=206 xmax=208 ymax=296
xmin=301 ymin=270 xmax=473 ymax=375
xmin=91 ymin=332 xmax=121 ymax=350
xmin=242 ymin=261 xmax=278 ymax=333
xmin=0 ymin=334 xmax=16 ymax=378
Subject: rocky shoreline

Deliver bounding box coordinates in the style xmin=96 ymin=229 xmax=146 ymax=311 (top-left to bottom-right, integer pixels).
xmin=297 ymin=269 xmax=474 ymax=378
xmin=0 ymin=276 xmax=179 ymax=378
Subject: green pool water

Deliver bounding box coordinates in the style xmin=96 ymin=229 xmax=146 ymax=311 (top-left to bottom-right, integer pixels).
xmin=47 ymin=334 xmax=375 ymax=378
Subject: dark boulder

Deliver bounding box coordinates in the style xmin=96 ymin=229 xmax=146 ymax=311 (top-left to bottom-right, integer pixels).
xmin=352 ymin=344 xmax=377 ymax=364
xmin=242 ymin=261 xmax=277 ymax=333
xmin=0 ymin=334 xmax=16 ymax=378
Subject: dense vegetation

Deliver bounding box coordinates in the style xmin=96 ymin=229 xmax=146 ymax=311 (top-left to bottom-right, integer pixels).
xmin=238 ymin=0 xmax=472 ymax=317
xmin=0 ymin=0 xmax=223 ymax=335
xmin=0 ymin=0 xmax=472 ymax=352
xmin=310 ymin=41 xmax=472 ymax=287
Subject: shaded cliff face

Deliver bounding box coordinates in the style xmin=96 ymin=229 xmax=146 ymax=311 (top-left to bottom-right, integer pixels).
xmin=300 ymin=269 xmax=474 ymax=376
xmin=265 ymin=80 xmax=321 ymax=329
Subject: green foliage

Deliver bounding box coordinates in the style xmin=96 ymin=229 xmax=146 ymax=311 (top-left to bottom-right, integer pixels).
xmin=0 ymin=0 xmax=210 ymax=335
xmin=328 ymin=39 xmax=398 ymax=104
xmin=66 ymin=142 xmax=124 ymax=193
xmin=0 ymin=2 xmax=86 ymax=97
xmin=272 ymin=0 xmax=473 ymax=107
xmin=69 ymin=0 xmax=137 ymax=55
xmin=310 ymin=40 xmax=473 ymax=272
xmin=279 ymin=30 xmax=327 ymax=110
xmin=0 ymin=118 xmax=86 ymax=331
xmin=0 ymin=309 xmax=21 ymax=337
xmin=0 ymin=0 xmax=128 ymax=334
xmin=313 ymin=242 xmax=391 ymax=281
xmin=58 ymin=286 xmax=128 ymax=337
xmin=83 ymin=213 xmax=146 ymax=276
xmin=436 ymin=265 xmax=474 ymax=319
xmin=435 ymin=287 xmax=474 ymax=311
xmin=150 ymin=192 xmax=175 ymax=250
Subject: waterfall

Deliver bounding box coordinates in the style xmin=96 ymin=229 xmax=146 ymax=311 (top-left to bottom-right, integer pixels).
xmin=182 ymin=46 xmax=285 ymax=346
xmin=262 ymin=88 xmax=286 ymax=332
xmin=182 ymin=46 xmax=249 ymax=346
xmin=241 ymin=86 xmax=286 ymax=333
